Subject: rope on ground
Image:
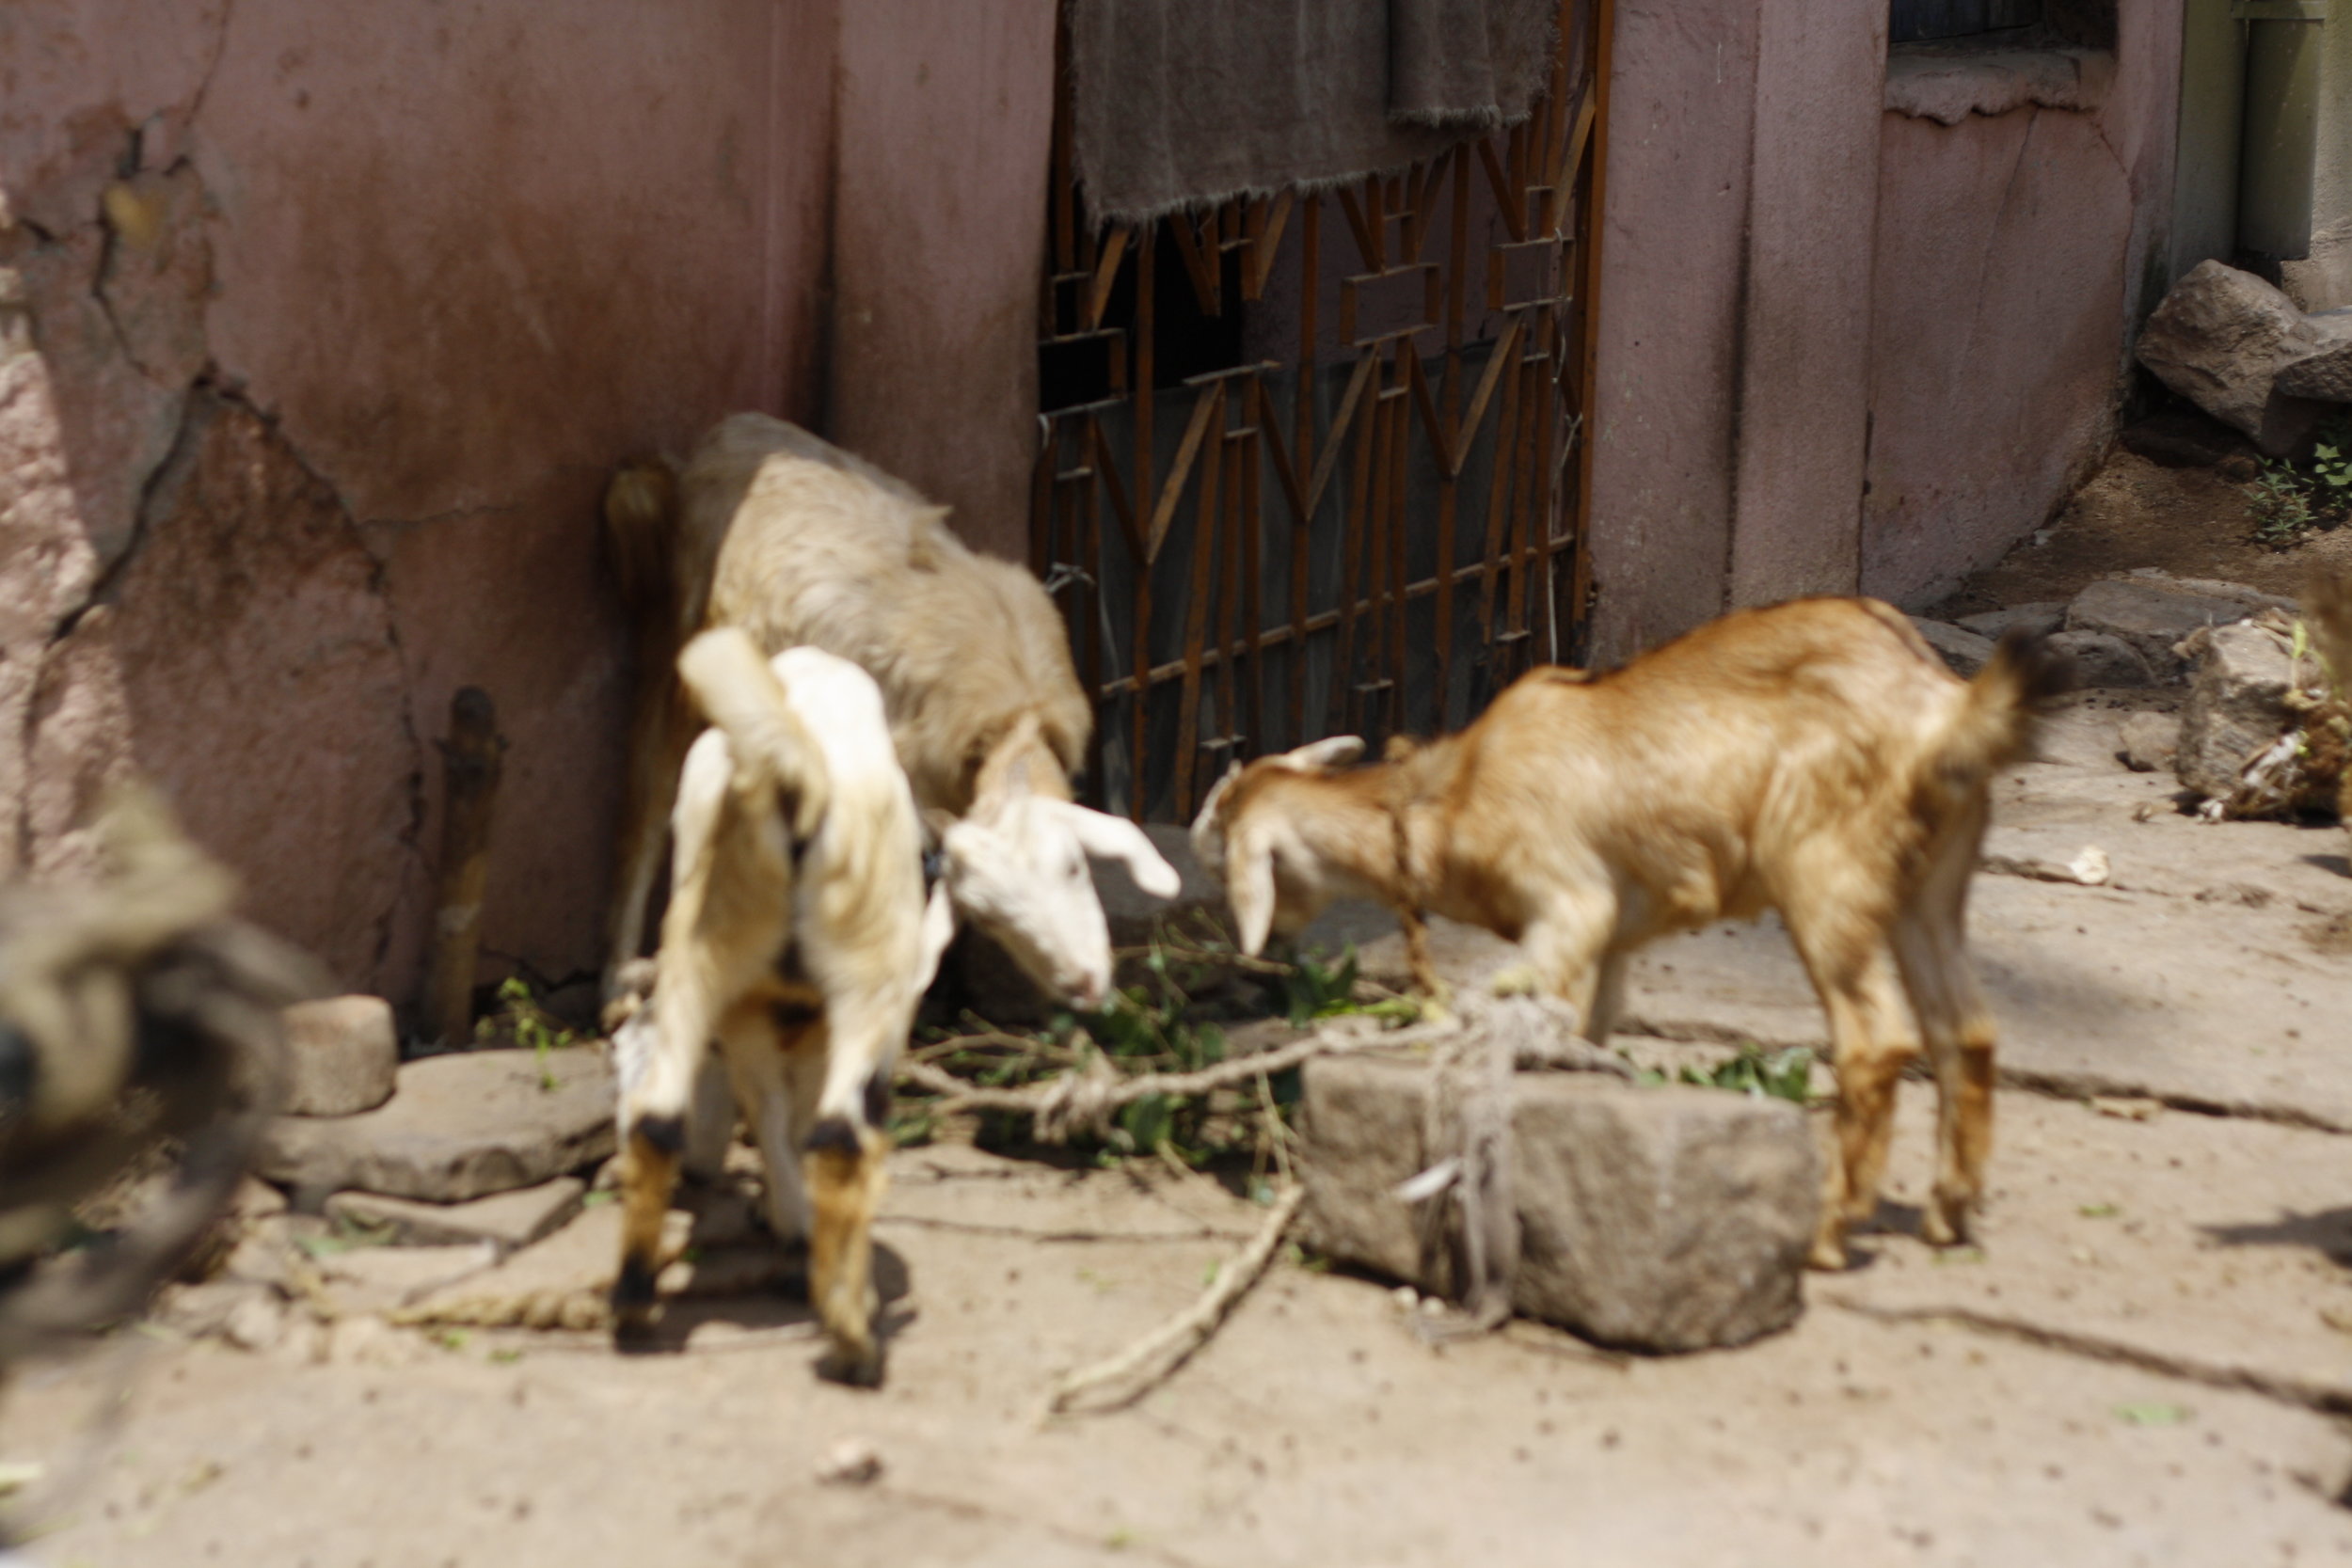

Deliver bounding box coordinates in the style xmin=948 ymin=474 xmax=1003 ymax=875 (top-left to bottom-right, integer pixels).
xmin=1039 ymin=1183 xmax=1307 ymax=1419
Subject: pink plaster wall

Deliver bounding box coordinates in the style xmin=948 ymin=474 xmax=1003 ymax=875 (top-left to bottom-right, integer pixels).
xmin=2 ymin=0 xmax=837 ymax=998
xmin=1860 ymin=6 xmax=2183 ymax=608
xmin=1725 ymin=0 xmax=1885 ymax=610
xmin=1584 ymin=0 xmax=1761 ymax=662
xmin=831 ymin=0 xmax=1058 ymax=562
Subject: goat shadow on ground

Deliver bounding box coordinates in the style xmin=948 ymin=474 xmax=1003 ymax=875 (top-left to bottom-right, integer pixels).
xmin=614 ymin=1239 xmax=912 ymax=1357
xmin=2201 ymin=1207 xmax=2352 ymax=1274
xmin=2299 ymin=851 xmax=2350 ymax=880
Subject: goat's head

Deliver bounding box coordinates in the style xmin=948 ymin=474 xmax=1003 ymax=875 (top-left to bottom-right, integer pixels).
xmin=1190 ymin=736 xmax=1365 ymax=956
xmin=937 ymin=758 xmax=1180 ymax=1010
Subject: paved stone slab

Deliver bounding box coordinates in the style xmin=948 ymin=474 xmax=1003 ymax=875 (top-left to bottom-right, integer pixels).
xmin=1300 ymin=1055 xmax=1819 ymax=1352
xmin=2066 ymin=578 xmax=2254 ymax=680
xmin=1957 ymin=601 xmax=2065 ymax=641
xmin=280 ymin=995 xmax=399 ymax=1116
xmin=258 ymin=1048 xmax=615 ymax=1203
xmin=326 ymin=1178 xmax=586 ymax=1256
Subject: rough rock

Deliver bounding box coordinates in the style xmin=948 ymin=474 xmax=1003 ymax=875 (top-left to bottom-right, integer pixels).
xmin=325 ymin=1178 xmax=586 ymax=1256
xmin=1299 ymin=1055 xmax=1818 ymax=1352
xmin=280 ymin=995 xmax=400 ymax=1116
xmin=2275 ymin=338 xmax=2352 ymax=403
xmin=2115 ymin=410 xmax=2255 ymax=470
xmin=2045 ymin=630 xmax=2154 ymax=689
xmin=2116 ymin=711 xmax=2181 ymax=773
xmin=1907 ymin=618 xmax=1996 ymax=677
xmin=257 ymin=1049 xmax=616 ymax=1204
xmin=313 ymin=1243 xmax=500 ymax=1316
xmin=2134 ymin=260 xmax=2328 ymax=456
xmin=2065 ymin=578 xmax=2250 ymax=680
xmin=1956 ymin=602 xmax=2066 ymax=641
xmin=2173 ymin=621 xmax=2299 ymax=800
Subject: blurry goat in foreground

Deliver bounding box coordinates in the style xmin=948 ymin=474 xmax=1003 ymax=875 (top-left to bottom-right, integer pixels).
xmin=612 ymin=630 xmax=955 ymax=1386
xmin=0 ymin=792 xmax=320 ymax=1370
xmin=1191 ymin=598 xmax=2069 ymax=1271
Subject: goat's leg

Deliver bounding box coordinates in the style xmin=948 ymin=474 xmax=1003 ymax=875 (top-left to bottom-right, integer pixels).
xmin=716 ymin=1004 xmax=813 ymax=1243
xmin=1397 ymin=907 xmax=1448 ymax=1003
xmin=606 ymin=672 xmax=695 ymax=994
xmin=802 ymin=1026 xmax=891 ymax=1387
xmin=1788 ymin=927 xmax=1918 ymax=1270
xmin=1893 ymin=911 xmax=1997 ymax=1247
xmin=1517 ymin=898 xmax=1617 ymax=1037
xmin=1585 ymin=950 xmax=1629 ymax=1048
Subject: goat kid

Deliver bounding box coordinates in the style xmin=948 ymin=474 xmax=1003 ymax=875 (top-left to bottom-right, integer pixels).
xmin=1190 ymin=597 xmax=2068 ymax=1270
xmin=603 ymin=415 xmax=1177 ymax=1013
xmin=613 ymin=628 xmax=954 ymax=1385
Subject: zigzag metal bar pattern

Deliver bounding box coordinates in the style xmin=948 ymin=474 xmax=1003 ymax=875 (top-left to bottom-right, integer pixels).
xmin=1034 ymin=0 xmax=1613 ymax=821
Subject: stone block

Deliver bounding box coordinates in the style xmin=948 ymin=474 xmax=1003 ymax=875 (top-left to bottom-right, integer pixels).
xmin=1908 ymin=618 xmax=1996 ymax=677
xmin=1299 ymin=1055 xmax=1819 ymax=1352
xmin=2066 ymin=578 xmax=2253 ymax=680
xmin=1956 ymin=602 xmax=2066 ymax=641
xmin=326 ymin=1177 xmax=586 ymax=1256
xmin=258 ymin=1048 xmax=615 ymax=1203
xmin=2174 ymin=621 xmax=2300 ymax=800
xmin=2046 ymin=630 xmax=2154 ymax=689
xmin=2275 ymin=339 xmax=2352 ymax=403
xmin=280 ymin=995 xmax=399 ymax=1116
xmin=2135 ymin=260 xmax=2327 ymax=456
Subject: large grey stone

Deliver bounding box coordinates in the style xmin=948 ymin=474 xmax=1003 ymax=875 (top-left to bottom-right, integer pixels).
xmin=2135 ymin=260 xmax=2327 ymax=456
xmin=2065 ymin=578 xmax=2250 ymax=680
xmin=325 ymin=1178 xmax=586 ymax=1256
xmin=1300 ymin=1055 xmax=1819 ymax=1353
xmin=2173 ymin=621 xmax=2299 ymax=800
xmin=2274 ymin=338 xmax=2352 ymax=403
xmin=280 ymin=995 xmax=399 ymax=1117
xmin=2116 ymin=710 xmax=2180 ymax=774
xmin=1908 ymin=618 xmax=1996 ymax=677
xmin=257 ymin=1048 xmax=616 ymax=1203
xmin=2046 ymin=629 xmax=2154 ymax=689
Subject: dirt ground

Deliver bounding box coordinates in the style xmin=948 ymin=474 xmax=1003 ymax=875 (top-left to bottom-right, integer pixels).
xmin=5 ymin=429 xmax=2352 ymax=1567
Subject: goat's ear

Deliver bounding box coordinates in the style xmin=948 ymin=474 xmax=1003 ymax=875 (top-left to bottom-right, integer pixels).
xmin=913 ymin=878 xmax=957 ymax=993
xmin=1056 ymin=803 xmax=1182 ymax=898
xmin=1228 ymin=829 xmax=1279 ymax=957
xmin=1191 ymin=760 xmax=1243 ymax=842
xmin=1272 ymin=735 xmax=1365 ymax=773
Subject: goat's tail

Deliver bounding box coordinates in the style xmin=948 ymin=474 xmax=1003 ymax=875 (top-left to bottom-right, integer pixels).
xmin=1927 ymin=630 xmax=2074 ymax=793
xmin=602 ymin=455 xmax=683 ymax=626
xmin=675 ymin=627 xmax=830 ymax=841
xmin=2305 ymin=564 xmax=2352 ymax=697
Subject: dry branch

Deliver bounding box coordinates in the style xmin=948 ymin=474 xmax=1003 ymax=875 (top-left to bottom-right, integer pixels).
xmin=1041 ymin=1183 xmax=1307 ymax=1418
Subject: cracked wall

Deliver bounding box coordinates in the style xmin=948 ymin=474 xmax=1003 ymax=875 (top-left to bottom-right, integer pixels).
xmin=1 ymin=0 xmax=838 ymax=999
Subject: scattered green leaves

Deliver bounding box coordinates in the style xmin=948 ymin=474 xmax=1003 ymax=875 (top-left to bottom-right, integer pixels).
xmin=477 ymin=975 xmax=580 ymax=1090
xmin=2113 ymin=1401 xmax=2189 ymax=1428
xmin=1673 ymin=1044 xmax=1816 ymax=1105
xmin=2248 ymin=415 xmax=2352 ymax=547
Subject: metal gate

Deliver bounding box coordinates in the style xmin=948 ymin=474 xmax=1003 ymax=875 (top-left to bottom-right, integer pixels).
xmin=1031 ymin=0 xmax=1613 ymax=821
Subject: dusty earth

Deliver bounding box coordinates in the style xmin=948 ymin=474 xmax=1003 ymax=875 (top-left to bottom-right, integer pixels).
xmin=5 ymin=434 xmax=2352 ymax=1567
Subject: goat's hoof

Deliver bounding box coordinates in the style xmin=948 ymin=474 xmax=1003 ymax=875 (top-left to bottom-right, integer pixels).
xmin=1923 ymin=1195 xmax=1973 ymax=1248
xmin=818 ymin=1341 xmax=884 ymax=1388
xmin=1806 ymin=1227 xmax=1850 ymax=1272
xmin=611 ymin=1257 xmax=661 ymax=1339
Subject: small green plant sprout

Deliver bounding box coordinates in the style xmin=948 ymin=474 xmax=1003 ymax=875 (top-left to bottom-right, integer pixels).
xmin=2077 ymin=1201 xmax=2121 ymax=1219
xmin=1675 ymin=1044 xmax=1816 ymax=1104
xmin=2113 ymin=1401 xmax=2189 ymax=1428
xmin=2247 ymin=414 xmax=2352 ymax=547
xmin=476 ymin=975 xmax=579 ymax=1090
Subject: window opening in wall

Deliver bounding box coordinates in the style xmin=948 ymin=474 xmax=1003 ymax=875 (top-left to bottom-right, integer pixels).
xmin=1889 ymin=0 xmax=2115 ymax=48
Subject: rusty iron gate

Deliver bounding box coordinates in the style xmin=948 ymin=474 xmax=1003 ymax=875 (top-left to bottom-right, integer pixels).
xmin=1031 ymin=0 xmax=1613 ymax=822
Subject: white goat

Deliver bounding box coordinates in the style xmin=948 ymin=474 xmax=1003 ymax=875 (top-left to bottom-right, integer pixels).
xmin=603 ymin=415 xmax=1178 ymax=1012
xmin=613 ymin=629 xmax=953 ymax=1385
xmin=1190 ymin=598 xmax=2068 ymax=1270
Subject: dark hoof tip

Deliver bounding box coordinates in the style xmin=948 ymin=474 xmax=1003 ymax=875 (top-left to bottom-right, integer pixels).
xmin=817 ymin=1347 xmax=884 ymax=1388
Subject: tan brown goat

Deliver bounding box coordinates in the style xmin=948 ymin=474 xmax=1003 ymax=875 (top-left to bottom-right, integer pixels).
xmin=1190 ymin=598 xmax=2068 ymax=1268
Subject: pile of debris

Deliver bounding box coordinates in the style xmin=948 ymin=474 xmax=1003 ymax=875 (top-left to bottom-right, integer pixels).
xmin=1911 ymin=566 xmax=2349 ymax=825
